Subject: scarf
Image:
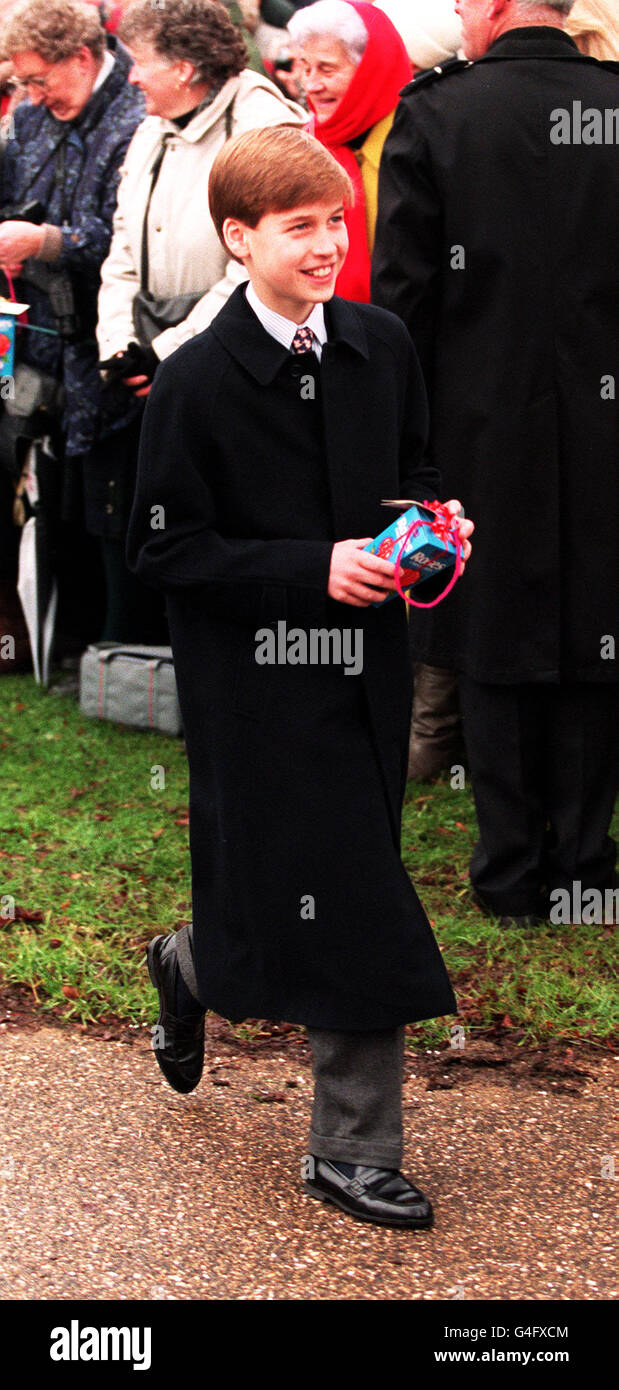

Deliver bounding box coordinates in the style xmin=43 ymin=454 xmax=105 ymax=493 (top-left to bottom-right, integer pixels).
xmin=307 ymin=0 xmax=411 ymax=301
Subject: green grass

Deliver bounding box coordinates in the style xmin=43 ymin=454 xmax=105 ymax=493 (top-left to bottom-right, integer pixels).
xmin=0 ymin=673 xmax=616 ymax=1046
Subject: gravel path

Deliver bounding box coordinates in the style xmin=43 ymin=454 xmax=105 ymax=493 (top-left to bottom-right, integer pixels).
xmin=0 ymin=1020 xmax=615 ymax=1300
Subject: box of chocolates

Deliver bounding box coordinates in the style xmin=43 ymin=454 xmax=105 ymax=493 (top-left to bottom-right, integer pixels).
xmin=365 ymin=500 xmax=458 ymax=605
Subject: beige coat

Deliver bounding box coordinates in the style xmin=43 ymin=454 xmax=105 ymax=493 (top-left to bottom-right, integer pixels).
xmin=96 ymin=70 xmax=305 ymax=362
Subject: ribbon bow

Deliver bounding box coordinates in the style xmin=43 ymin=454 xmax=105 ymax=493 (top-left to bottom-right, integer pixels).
xmin=393 ymin=501 xmax=462 ymax=610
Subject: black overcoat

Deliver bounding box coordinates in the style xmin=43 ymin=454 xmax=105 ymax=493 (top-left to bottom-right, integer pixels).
xmin=126 ymin=286 xmax=457 ymax=1029
xmin=372 ymin=27 xmax=619 ymax=685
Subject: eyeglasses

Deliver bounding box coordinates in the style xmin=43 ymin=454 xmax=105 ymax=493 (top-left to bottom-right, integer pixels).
xmin=16 ymin=71 xmax=55 ymax=91
xmin=15 ymin=56 xmax=73 ymax=92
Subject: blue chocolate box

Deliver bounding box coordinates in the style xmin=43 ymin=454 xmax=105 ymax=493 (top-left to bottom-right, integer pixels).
xmin=0 ymin=313 xmax=16 ymax=380
xmin=364 ymin=501 xmax=458 ymax=605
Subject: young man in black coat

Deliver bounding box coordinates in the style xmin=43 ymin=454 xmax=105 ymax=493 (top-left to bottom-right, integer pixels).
xmin=126 ymin=126 xmax=473 ymax=1229
xmin=373 ymin=0 xmax=619 ymax=926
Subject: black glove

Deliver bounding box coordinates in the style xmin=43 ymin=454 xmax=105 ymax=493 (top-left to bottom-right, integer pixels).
xmin=99 ymin=342 xmax=159 ymax=392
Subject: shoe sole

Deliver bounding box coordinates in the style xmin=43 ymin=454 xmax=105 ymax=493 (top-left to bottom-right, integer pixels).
xmin=146 ymin=936 xmax=202 ymax=1095
xmin=304 ymin=1181 xmax=433 ymax=1230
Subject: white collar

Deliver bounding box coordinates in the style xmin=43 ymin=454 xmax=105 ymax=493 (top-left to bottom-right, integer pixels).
xmin=92 ymin=49 xmax=115 ymax=94
xmin=245 ymin=282 xmax=327 ymax=358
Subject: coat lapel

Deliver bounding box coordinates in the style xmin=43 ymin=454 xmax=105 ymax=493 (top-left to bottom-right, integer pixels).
xmin=210 ymin=285 xmax=291 ymax=383
xmin=210 ymin=288 xmax=378 ymax=536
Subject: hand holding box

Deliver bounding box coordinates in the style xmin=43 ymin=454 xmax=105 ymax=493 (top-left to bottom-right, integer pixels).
xmin=364 ymin=500 xmax=462 ymax=608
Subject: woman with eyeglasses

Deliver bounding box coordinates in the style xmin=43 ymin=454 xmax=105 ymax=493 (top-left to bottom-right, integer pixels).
xmin=0 ymin=0 xmax=145 ymax=654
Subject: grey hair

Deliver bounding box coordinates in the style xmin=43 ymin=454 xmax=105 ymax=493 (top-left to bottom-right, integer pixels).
xmin=287 ymin=0 xmax=369 ymax=64
xmin=516 ymin=0 xmax=575 ymax=11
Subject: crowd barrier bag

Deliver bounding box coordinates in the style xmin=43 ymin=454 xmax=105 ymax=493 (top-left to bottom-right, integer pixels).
xmin=79 ymin=643 xmax=182 ymax=736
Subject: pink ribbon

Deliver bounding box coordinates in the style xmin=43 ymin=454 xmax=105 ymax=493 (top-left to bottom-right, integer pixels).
xmin=392 ymin=506 xmax=463 ymax=610
xmin=4 ymin=270 xmax=29 ymax=327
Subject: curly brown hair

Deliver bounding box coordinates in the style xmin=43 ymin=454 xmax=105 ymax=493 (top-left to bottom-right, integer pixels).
xmin=1 ymin=0 xmax=106 ymax=63
xmin=118 ymin=0 xmax=248 ymax=85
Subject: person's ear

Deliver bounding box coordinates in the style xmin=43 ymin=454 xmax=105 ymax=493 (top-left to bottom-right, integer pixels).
xmin=222 ymin=218 xmax=251 ymax=261
xmin=78 ymin=45 xmax=95 ymax=73
xmin=175 ymin=57 xmax=198 ymax=87
xmin=489 ymin=0 xmax=509 ymax=18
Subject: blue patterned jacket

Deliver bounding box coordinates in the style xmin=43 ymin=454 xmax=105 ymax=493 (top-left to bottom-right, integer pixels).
xmin=0 ymin=38 xmax=144 ymax=456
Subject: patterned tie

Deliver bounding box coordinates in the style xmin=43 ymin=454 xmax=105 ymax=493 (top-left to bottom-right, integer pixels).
xmin=291 ymin=325 xmax=315 ymax=354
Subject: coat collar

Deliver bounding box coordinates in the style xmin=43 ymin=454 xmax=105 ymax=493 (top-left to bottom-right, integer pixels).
xmin=210 ymin=284 xmax=369 ymax=384
xmin=482 ymin=27 xmax=581 ymax=61
xmin=155 ymin=71 xmax=303 ymax=144
xmin=156 ymin=74 xmax=237 ymax=143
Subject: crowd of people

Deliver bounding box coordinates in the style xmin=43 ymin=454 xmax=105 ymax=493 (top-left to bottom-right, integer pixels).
xmin=0 ymin=0 xmax=615 ymax=824
xmin=0 ymin=0 xmax=616 ymax=900
xmin=0 ymin=0 xmax=615 ymax=645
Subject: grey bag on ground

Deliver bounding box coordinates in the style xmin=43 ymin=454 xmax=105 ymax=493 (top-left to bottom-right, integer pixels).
xmin=79 ymin=643 xmax=182 ymax=735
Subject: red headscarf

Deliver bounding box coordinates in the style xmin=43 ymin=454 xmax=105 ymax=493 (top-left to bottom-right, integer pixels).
xmin=306 ymin=1 xmax=411 ymax=301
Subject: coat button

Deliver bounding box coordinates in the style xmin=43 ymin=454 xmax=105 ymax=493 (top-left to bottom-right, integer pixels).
xmin=105 ymin=503 xmax=113 ymax=514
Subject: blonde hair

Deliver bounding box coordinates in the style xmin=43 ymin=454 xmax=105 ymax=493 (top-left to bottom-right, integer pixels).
xmin=566 ymin=0 xmax=619 ymax=60
xmin=0 ymin=0 xmax=105 ymax=62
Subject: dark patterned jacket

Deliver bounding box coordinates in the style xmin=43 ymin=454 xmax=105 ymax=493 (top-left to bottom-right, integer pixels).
xmin=0 ymin=38 xmax=144 ymax=456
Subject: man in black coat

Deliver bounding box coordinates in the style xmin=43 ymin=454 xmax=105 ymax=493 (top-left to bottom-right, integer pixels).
xmin=126 ymin=125 xmax=473 ymax=1228
xmin=372 ymin=0 xmax=618 ymax=925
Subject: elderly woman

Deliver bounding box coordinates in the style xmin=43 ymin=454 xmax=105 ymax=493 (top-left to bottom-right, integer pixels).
xmin=0 ymin=2 xmax=20 ymax=120
xmin=92 ymin=0 xmax=304 ymax=640
xmin=0 ymin=0 xmax=143 ymax=650
xmin=287 ymin=0 xmax=410 ymax=301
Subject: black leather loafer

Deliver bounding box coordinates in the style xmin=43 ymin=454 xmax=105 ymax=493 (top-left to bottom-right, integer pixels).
xmin=304 ymin=1157 xmax=433 ymax=1229
xmin=146 ymin=933 xmax=205 ymax=1094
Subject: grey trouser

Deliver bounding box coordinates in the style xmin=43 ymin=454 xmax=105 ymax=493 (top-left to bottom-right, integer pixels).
xmin=175 ymin=928 xmax=406 ymax=1170
xmin=306 ymin=1026 xmax=406 ymax=1170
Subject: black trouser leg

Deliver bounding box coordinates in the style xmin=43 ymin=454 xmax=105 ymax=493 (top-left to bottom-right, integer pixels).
xmin=99 ymin=535 xmax=168 ymax=644
xmin=55 ymin=520 xmax=106 ymax=653
xmin=542 ymin=685 xmax=617 ymax=896
xmin=459 ymin=678 xmax=549 ymax=915
xmin=459 ymin=678 xmax=618 ymax=915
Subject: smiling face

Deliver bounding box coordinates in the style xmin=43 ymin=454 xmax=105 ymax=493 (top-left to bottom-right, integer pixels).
xmin=223 ymin=200 xmax=349 ymax=323
xmin=11 ymin=46 xmax=99 ymax=121
xmin=294 ymin=36 xmax=359 ymax=123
